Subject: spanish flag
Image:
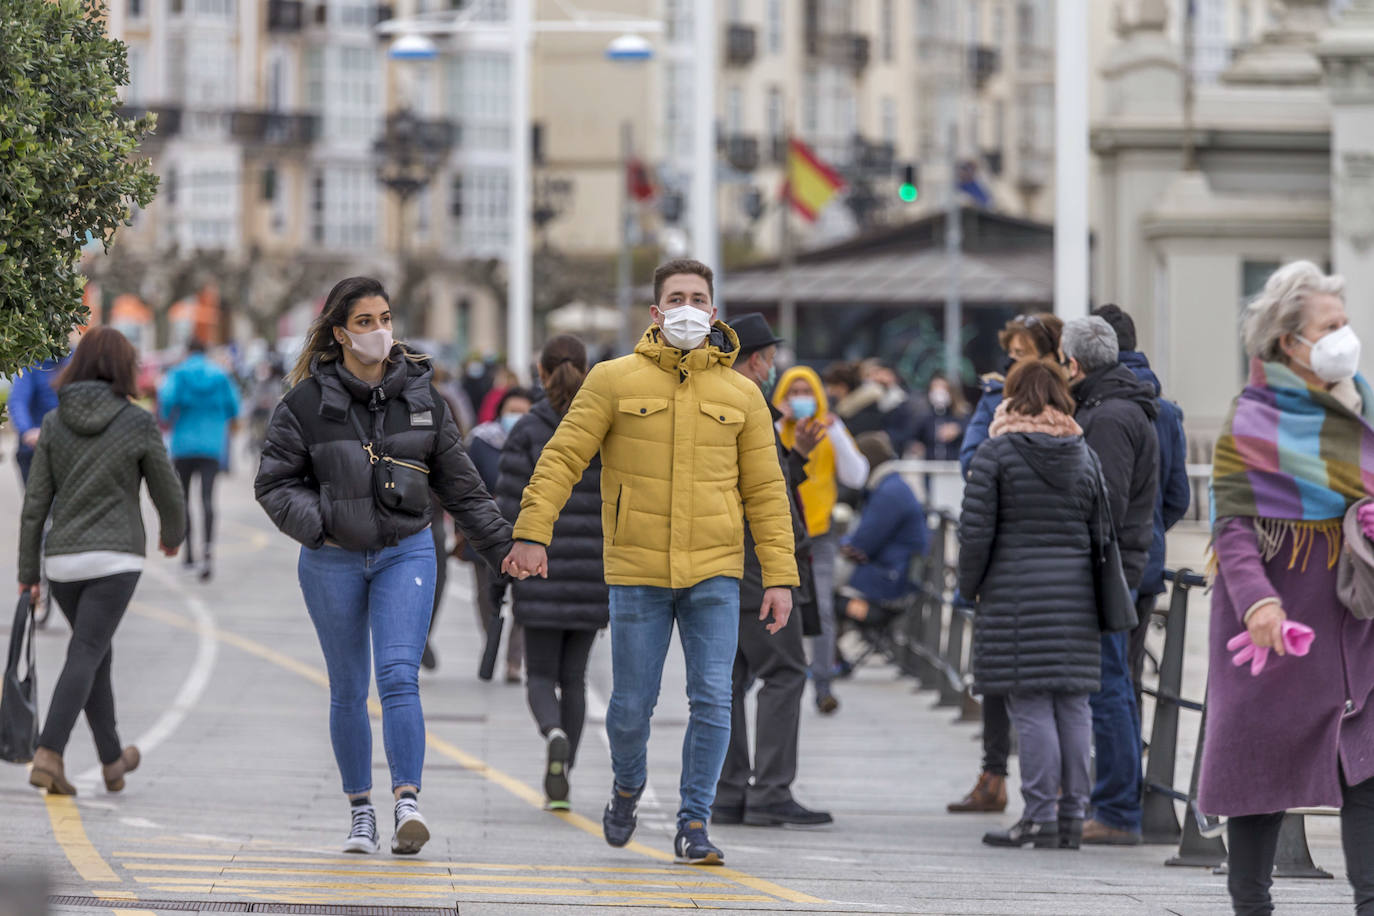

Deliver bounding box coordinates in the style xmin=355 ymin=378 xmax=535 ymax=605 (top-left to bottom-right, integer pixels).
xmin=785 ymin=138 xmax=845 ymax=222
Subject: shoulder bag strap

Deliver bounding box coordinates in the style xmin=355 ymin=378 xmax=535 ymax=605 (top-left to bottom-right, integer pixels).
xmin=345 ymin=403 xmax=381 ymax=467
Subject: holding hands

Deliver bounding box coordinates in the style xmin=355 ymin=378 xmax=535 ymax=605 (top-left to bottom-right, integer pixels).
xmin=502 ymin=541 xmax=548 ymax=580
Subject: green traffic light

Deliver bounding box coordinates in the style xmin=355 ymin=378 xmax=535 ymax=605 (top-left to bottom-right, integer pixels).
xmin=899 ymin=184 xmax=918 ymax=202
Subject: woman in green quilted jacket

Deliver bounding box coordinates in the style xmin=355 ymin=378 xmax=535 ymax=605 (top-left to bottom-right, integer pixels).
xmin=17 ymin=327 xmax=186 ymax=795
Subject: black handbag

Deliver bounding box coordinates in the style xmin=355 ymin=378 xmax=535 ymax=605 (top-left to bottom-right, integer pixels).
xmin=0 ymin=594 xmax=40 ymax=764
xmin=347 ymin=405 xmax=431 ymax=517
xmin=1087 ymin=452 xmax=1139 ymax=634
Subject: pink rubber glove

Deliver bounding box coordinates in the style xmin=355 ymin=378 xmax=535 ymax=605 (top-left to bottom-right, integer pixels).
xmin=1359 ymin=502 xmax=1374 ymax=541
xmin=1280 ymin=620 xmax=1315 ymax=656
xmin=1226 ymin=621 xmax=1315 ymax=676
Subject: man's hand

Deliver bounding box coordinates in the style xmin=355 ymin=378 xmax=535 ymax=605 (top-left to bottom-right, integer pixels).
xmin=937 ymin=421 xmax=962 ymax=444
xmin=793 ymin=418 xmax=827 ymax=458
xmin=502 ymin=541 xmax=548 ymax=580
xmin=18 ymin=582 xmax=39 ymax=604
xmin=1247 ymin=601 xmax=1287 ymax=655
xmin=21 ymin=429 xmax=40 ymax=449
xmin=759 ymin=587 xmax=793 ymax=635
xmin=160 ymin=543 xmax=179 ymax=558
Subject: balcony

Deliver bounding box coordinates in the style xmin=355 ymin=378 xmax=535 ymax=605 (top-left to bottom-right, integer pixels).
xmin=725 ymin=135 xmax=760 ymax=172
xmin=230 ymin=111 xmax=321 ymax=146
xmin=850 ymin=136 xmax=894 ymax=173
xmin=969 ymin=45 xmax=1001 ymax=89
xmin=725 ymin=24 xmax=756 ymax=67
xmin=118 ymin=105 xmax=182 ymax=141
xmin=267 ymin=0 xmax=303 ymax=32
xmin=375 ymin=3 xmax=392 ymax=24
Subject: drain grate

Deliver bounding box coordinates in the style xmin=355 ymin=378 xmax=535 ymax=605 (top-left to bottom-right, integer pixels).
xmin=48 ymin=897 xmax=458 ymax=915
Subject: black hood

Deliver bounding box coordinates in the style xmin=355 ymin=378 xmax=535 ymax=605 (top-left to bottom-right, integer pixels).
xmin=528 ymin=397 xmax=562 ymax=431
xmin=1005 ymin=433 xmax=1089 ymax=491
xmin=1074 ymin=363 xmax=1159 ymax=421
xmin=57 ymin=381 xmax=129 ymax=436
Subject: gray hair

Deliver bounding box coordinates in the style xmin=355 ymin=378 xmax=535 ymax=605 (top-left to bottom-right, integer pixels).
xmin=1061 ymin=316 xmax=1120 ymax=374
xmin=1242 ymin=260 xmax=1346 ymax=362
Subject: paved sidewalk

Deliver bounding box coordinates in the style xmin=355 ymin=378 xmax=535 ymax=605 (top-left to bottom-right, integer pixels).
xmin=0 ymin=463 xmax=1357 ymax=914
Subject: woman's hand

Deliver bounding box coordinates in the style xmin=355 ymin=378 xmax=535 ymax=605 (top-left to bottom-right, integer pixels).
xmin=794 ymin=418 xmax=827 ymax=457
xmin=18 ymin=582 xmax=39 ymax=604
xmin=1247 ymin=601 xmax=1288 ymax=655
xmin=160 ymin=543 xmax=179 ymax=558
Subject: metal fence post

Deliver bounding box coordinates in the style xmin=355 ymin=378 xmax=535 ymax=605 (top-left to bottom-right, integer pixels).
xmin=1166 ymin=699 xmax=1228 ymax=869
xmin=1272 ymin=813 xmax=1333 ymax=879
xmin=1142 ymin=568 xmax=1195 ymax=845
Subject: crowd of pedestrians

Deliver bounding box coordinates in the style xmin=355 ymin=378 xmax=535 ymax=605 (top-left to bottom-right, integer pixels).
xmin=6 ymin=256 xmax=1373 ymax=914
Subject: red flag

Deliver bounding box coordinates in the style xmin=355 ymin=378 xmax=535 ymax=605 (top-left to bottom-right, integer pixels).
xmin=627 ymin=158 xmax=655 ymax=202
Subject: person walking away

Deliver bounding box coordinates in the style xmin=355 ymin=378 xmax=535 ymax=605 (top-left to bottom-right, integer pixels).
xmin=1199 ymin=261 xmax=1374 ymax=916
xmin=949 ymin=312 xmax=1063 ymax=815
xmin=465 ymin=387 xmax=533 ymax=681
xmin=159 ymin=339 xmax=241 ymax=582
xmin=9 ymin=348 xmax=71 ymax=486
xmin=713 ymin=313 xmax=832 ymax=828
xmin=503 ymin=259 xmax=798 ymax=865
xmin=255 ymin=277 xmax=513 ymax=856
xmin=773 ymin=367 xmax=869 ymax=715
xmin=837 ymin=432 xmax=928 ymax=628
xmin=1091 ymin=305 xmax=1191 ymax=710
xmin=914 ymin=373 xmax=970 ymax=462
xmin=958 ymin=358 xmax=1101 ymax=850
xmin=19 ymin=328 xmax=185 ymax=795
xmin=1061 ymin=315 xmax=1159 ymax=846
xmin=495 ymin=336 xmax=608 ymax=809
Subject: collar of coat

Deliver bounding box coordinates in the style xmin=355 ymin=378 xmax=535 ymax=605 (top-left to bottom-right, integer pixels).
xmin=311 ymin=346 xmax=435 ymax=422
xmin=988 ymin=401 xmax=1082 ymax=439
xmin=634 ymin=321 xmax=740 ymax=376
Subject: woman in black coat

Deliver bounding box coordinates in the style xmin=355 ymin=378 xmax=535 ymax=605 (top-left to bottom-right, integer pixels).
xmin=494 ymin=335 xmax=607 ymax=809
xmin=956 ymin=358 xmax=1102 ymax=852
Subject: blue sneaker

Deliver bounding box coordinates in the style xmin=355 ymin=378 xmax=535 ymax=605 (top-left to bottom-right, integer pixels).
xmin=602 ymin=783 xmax=643 ymax=847
xmin=674 ymin=820 xmax=724 ymax=865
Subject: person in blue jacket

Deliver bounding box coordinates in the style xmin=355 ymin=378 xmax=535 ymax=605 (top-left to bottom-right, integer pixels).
xmin=949 ymin=310 xmax=1063 ymax=815
xmin=158 ymin=339 xmax=241 ymax=582
xmin=10 ymin=356 xmax=70 ymax=486
xmin=839 ymin=432 xmax=928 ymax=626
xmin=1091 ymin=305 xmax=1191 ymax=707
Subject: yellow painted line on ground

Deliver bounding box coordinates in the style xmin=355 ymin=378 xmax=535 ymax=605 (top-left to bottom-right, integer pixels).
xmin=44 ymin=795 xmax=120 ymax=885
xmin=121 ymin=862 xmax=733 ymax=888
xmin=130 ymin=604 xmax=826 ymax=906
xmin=114 ymin=850 xmax=689 ymax=875
xmin=91 ymin=891 xmax=138 ymax=900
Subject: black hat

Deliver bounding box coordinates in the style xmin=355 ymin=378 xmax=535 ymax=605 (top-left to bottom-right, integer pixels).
xmin=729 ymin=313 xmax=785 ymax=355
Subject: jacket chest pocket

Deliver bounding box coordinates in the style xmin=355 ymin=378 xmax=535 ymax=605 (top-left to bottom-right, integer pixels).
xmin=698 ymin=401 xmax=744 ymax=445
xmin=617 ymin=397 xmax=670 ymax=435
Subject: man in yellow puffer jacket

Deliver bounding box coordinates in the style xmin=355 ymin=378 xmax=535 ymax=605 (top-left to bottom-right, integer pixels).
xmin=504 ymin=259 xmax=798 ymax=866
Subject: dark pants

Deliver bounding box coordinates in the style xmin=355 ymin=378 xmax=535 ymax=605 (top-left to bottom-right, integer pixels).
xmin=473 ymin=561 xmax=522 ymax=670
xmin=716 ymin=603 xmax=807 ymax=809
xmin=982 ymin=694 xmax=1012 ymax=777
xmin=1128 ymin=590 xmax=1159 ymax=713
xmin=1007 ymin=692 xmax=1093 ymax=823
xmin=1090 ymin=628 xmax=1143 ymax=832
xmin=1227 ymin=774 xmax=1374 ymax=916
xmin=16 ymin=447 xmax=33 ymax=487
xmin=40 ymin=573 xmax=141 ymax=764
xmin=174 ymin=457 xmax=219 ymax=563
xmin=523 ymin=627 xmax=598 ymax=767
xmin=427 ymin=504 xmax=447 ymax=638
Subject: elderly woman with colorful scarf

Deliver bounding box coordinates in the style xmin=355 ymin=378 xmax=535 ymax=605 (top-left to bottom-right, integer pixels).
xmin=1200 ymin=261 xmax=1374 ymax=916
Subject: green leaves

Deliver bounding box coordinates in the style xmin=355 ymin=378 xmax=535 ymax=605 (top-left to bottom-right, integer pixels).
xmin=0 ymin=0 xmax=157 ymax=375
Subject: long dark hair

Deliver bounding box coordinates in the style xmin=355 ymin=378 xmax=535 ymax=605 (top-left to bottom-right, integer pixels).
xmin=56 ymin=327 xmax=139 ymax=399
xmin=288 ymin=277 xmax=427 ymax=387
xmin=539 ymin=335 xmax=588 ymax=415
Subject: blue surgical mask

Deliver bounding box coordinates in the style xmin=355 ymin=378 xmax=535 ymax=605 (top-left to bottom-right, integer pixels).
xmin=789 ymin=396 xmax=817 ymax=421
xmin=764 ymin=364 xmax=778 ymax=393
xmin=500 ymin=412 xmax=523 ymax=434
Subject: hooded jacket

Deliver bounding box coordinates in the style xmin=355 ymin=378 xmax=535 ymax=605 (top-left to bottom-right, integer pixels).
xmin=18 ymin=382 xmax=186 ymax=584
xmin=159 ymin=353 xmax=241 ymax=460
xmin=1072 ymin=363 xmax=1160 ymax=591
xmin=495 ymin=398 xmax=608 ymax=630
xmin=773 ymin=366 xmax=869 ymax=536
xmin=8 ymin=357 xmax=66 ymax=446
xmin=512 ymin=322 xmax=798 ymax=591
xmin=959 ymin=375 xmax=1004 ymax=479
xmin=254 ymin=347 xmax=512 ymax=568
xmin=957 ymin=406 xmax=1102 ymax=695
xmin=1118 ymin=350 xmax=1192 ymax=597
xmin=844 ymin=464 xmax=928 ymax=603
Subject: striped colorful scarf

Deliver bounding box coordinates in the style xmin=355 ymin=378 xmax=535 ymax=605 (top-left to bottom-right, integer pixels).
xmin=1212 ymin=360 xmax=1374 ymax=561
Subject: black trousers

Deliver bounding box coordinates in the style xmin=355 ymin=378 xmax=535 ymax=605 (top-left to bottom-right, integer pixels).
xmin=717 ymin=603 xmax=807 ymax=809
xmin=1128 ymin=591 xmax=1158 ymax=713
xmin=1226 ymin=774 xmax=1374 ymax=916
xmin=40 ymin=573 xmax=141 ymax=764
xmin=174 ymin=457 xmax=219 ymax=563
xmin=523 ymin=627 xmax=598 ymax=767
xmin=982 ymin=694 xmax=1012 ymax=777
xmin=427 ymin=507 xmax=447 ymax=637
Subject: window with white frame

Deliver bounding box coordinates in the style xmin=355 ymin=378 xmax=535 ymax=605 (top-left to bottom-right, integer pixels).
xmin=881 ymin=0 xmax=894 ymax=61
xmin=325 ymin=46 xmax=381 ymax=142
xmin=801 ymin=70 xmax=819 ymax=136
xmin=445 ymin=52 xmax=512 ymax=151
xmin=664 ymin=61 xmax=694 ymax=159
xmin=726 ymin=87 xmax=743 ymax=135
xmin=767 ymin=87 xmax=784 ymax=141
xmin=727 ymin=0 xmax=743 ymax=24
xmin=183 ymin=162 xmax=239 ymax=249
xmin=127 ymin=46 xmax=147 ymax=105
xmin=881 ymin=97 xmax=897 ymax=146
xmin=454 ymin=167 xmax=510 ymax=257
xmin=665 ymin=0 xmax=692 ymax=43
xmin=186 ymin=37 xmax=235 ymax=107
xmin=192 ymin=0 xmax=232 ymax=17
xmin=335 ymin=0 xmax=374 ymax=29
xmin=767 ymin=0 xmax=782 ymax=53
xmin=312 ymin=165 xmax=377 ymax=249
xmin=305 ymin=47 xmax=325 ymax=111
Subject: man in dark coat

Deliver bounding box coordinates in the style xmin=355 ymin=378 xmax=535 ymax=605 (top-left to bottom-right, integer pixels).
xmin=1091 ymin=305 xmax=1192 ymax=709
xmin=713 ymin=314 xmax=832 ymax=828
xmin=1061 ymin=316 xmax=1160 ymax=847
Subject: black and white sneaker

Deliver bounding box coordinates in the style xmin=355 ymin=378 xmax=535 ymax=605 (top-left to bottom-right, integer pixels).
xmin=674 ymin=820 xmax=724 ymax=865
xmin=391 ymin=795 xmax=430 ymax=855
xmin=544 ymin=728 xmax=571 ymax=804
xmin=342 ymin=804 xmax=379 ymax=854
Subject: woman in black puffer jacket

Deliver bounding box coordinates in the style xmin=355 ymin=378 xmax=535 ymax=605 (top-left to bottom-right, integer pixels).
xmin=255 ymin=277 xmax=512 ymax=857
xmin=957 ymin=358 xmax=1101 ymax=853
xmin=495 ymin=335 xmax=607 ymax=809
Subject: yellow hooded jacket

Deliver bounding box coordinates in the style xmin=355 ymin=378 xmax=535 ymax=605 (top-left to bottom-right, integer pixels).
xmin=773 ymin=365 xmax=837 ymax=537
xmin=512 ymin=322 xmax=798 ymax=590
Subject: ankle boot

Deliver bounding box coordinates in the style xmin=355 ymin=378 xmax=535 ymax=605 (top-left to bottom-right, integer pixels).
xmin=982 ymin=818 xmax=1060 ymax=849
xmin=1058 ymin=816 xmax=1084 ymax=849
xmin=947 ymin=771 xmax=1007 ymax=813
xmin=102 ymin=746 xmax=141 ymax=793
xmin=29 ymin=747 xmax=77 ymax=795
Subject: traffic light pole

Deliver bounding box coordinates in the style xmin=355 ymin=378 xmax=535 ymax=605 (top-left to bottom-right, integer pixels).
xmin=617 ymin=120 xmax=635 ymax=356
xmin=779 ymin=128 xmax=797 ymax=352
xmin=944 ymin=122 xmax=963 ymax=387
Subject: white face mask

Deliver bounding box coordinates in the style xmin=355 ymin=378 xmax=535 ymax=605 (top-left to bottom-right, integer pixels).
xmin=658 ymin=305 xmax=712 ymax=351
xmin=342 ymin=327 xmax=394 ymax=366
xmin=1298 ymin=325 xmax=1361 ymax=384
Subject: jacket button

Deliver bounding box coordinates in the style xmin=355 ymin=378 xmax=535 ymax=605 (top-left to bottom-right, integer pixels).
xmin=640 ymin=408 xmax=646 ymax=414
xmin=720 ymin=415 xmax=726 ymax=421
